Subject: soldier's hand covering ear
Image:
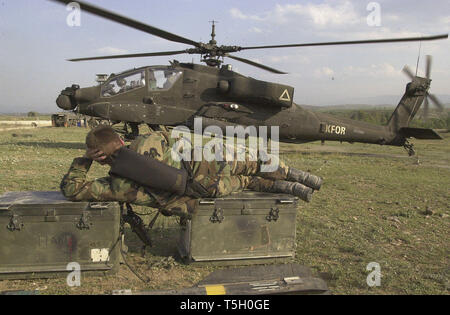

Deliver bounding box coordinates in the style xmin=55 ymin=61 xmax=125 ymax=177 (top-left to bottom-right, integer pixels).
xmin=85 ymin=148 xmax=107 ymax=162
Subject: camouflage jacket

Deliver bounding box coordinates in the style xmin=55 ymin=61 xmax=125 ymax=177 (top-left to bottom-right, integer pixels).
xmin=60 ymin=131 xmax=262 ymax=217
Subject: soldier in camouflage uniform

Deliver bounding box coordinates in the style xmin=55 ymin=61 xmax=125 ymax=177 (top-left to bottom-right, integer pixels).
xmin=61 ymin=126 xmax=322 ymax=219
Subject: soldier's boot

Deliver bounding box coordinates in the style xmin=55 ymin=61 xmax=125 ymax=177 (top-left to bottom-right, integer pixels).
xmin=272 ymin=180 xmax=313 ymax=203
xmin=287 ymin=168 xmax=323 ymax=191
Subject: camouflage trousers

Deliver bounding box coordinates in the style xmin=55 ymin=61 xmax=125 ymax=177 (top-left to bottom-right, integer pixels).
xmin=160 ymin=175 xmax=282 ymax=219
xmin=188 ymin=147 xmax=290 ymax=196
xmin=145 ymin=139 xmax=292 ymax=218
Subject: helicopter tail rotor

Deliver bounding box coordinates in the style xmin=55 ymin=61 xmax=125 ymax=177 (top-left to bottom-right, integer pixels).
xmin=402 ymin=65 xmax=416 ymax=81
xmin=402 ymin=55 xmax=445 ymax=120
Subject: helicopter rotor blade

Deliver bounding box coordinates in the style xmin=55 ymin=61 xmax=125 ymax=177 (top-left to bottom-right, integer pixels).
xmin=423 ymin=96 xmax=429 ymax=120
xmin=239 ymin=34 xmax=448 ymax=51
xmin=402 ymin=65 xmax=416 ymax=80
xmin=68 ymin=50 xmax=187 ymax=62
xmin=425 ymin=55 xmax=432 ymax=80
xmin=227 ymin=55 xmax=287 ymax=74
xmin=427 ymin=93 xmax=445 ymax=111
xmin=49 ymin=0 xmax=200 ymax=47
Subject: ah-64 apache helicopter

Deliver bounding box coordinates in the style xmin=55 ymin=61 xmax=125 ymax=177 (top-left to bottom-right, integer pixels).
xmin=53 ymin=0 xmax=448 ymax=155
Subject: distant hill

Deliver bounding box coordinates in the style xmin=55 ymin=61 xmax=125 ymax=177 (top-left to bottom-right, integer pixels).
xmin=300 ymin=104 xmax=395 ymax=111
xmin=299 ymin=105 xmax=450 ymax=130
xmin=0 ymin=111 xmax=54 ymax=116
xmin=298 ymin=94 xmax=450 ymax=110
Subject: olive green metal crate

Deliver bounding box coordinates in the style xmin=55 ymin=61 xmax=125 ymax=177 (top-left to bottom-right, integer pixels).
xmin=0 ymin=191 xmax=120 ymax=280
xmin=178 ymin=191 xmax=299 ymax=265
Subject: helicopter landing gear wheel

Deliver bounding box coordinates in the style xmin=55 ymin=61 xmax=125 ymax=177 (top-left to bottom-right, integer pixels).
xmin=88 ymin=118 xmax=111 ymax=129
xmin=147 ymin=124 xmax=169 ymax=132
xmin=88 ymin=118 xmax=99 ymax=129
xmin=123 ymin=122 xmax=140 ymax=140
xmin=403 ymin=140 xmax=416 ymax=156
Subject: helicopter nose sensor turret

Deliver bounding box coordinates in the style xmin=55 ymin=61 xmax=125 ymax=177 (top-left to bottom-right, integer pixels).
xmin=56 ymin=84 xmax=80 ymax=111
xmin=56 ymin=95 xmax=75 ymax=111
xmin=56 ymin=85 xmax=100 ymax=111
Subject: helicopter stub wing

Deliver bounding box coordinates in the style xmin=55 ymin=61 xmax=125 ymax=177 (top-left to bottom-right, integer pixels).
xmin=399 ymin=127 xmax=443 ymax=140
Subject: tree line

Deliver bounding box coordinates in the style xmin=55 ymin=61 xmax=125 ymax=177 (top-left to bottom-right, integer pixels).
xmin=322 ymin=109 xmax=450 ymax=130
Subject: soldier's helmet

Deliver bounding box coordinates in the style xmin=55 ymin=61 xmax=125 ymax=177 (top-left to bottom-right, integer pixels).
xmin=148 ymin=71 xmax=156 ymax=80
xmin=117 ymin=78 xmax=127 ymax=87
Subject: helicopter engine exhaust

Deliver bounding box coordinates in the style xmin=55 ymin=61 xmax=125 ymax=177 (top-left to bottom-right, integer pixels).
xmin=218 ymin=77 xmax=294 ymax=108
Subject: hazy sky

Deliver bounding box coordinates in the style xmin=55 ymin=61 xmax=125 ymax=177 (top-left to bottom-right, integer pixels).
xmin=0 ymin=0 xmax=449 ymax=113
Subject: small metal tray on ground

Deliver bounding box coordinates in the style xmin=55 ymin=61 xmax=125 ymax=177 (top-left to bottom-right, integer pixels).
xmin=113 ymin=264 xmax=329 ymax=295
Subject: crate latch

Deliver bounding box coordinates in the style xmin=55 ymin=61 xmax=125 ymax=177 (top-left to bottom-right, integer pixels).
xmin=77 ymin=211 xmax=92 ymax=230
xmin=45 ymin=209 xmax=59 ymax=222
xmin=266 ymin=207 xmax=279 ymax=222
xmin=7 ymin=214 xmax=24 ymax=232
xmin=210 ymin=208 xmax=224 ymax=224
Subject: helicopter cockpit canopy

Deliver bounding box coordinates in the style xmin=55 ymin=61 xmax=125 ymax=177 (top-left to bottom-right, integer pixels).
xmin=148 ymin=68 xmax=182 ymax=91
xmin=102 ymin=70 xmax=146 ymax=97
xmin=101 ymin=68 xmax=182 ymax=97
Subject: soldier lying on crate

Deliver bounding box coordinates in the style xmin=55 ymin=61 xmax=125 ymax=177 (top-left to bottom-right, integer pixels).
xmin=60 ymin=125 xmax=322 ymax=219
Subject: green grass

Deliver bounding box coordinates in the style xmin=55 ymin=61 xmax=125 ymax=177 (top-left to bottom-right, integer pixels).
xmin=0 ymin=126 xmax=448 ymax=295
xmin=0 ymin=114 xmax=52 ymax=121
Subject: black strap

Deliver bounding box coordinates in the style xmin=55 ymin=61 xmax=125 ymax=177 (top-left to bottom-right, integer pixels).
xmin=118 ymin=204 xmax=151 ymax=283
xmin=181 ymin=159 xmax=209 ymax=198
xmin=120 ymin=247 xmax=150 ymax=283
xmin=148 ymin=211 xmax=160 ymax=230
xmin=120 ymin=203 xmax=152 ymax=248
xmin=181 ymin=160 xmax=194 ymax=179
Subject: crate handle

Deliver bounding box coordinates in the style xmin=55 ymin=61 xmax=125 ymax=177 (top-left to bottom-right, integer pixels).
xmin=89 ymin=202 xmax=111 ymax=209
xmin=199 ymin=200 xmax=215 ymax=205
xmin=278 ymin=200 xmax=294 ymax=204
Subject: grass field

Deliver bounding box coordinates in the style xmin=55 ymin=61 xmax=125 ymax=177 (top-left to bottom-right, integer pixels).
xmin=0 ymin=115 xmax=52 ymax=121
xmin=0 ymin=125 xmax=448 ymax=295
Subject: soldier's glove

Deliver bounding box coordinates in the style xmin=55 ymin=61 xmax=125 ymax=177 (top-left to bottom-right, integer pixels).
xmin=110 ymin=148 xmax=187 ymax=195
xmin=185 ymin=180 xmax=209 ymax=199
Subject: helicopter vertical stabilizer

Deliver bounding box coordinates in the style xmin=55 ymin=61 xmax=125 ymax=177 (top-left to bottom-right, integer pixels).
xmin=387 ymin=76 xmax=429 ymax=131
xmin=388 ymin=56 xmax=445 ymax=132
